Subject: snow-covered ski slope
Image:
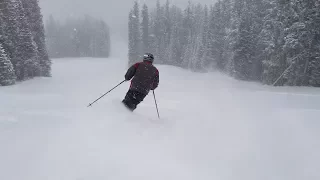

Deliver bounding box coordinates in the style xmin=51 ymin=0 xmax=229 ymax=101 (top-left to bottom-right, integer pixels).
xmin=1 ymin=57 xmax=320 ymax=180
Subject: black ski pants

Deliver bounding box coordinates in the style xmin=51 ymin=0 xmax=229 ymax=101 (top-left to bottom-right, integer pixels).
xmin=122 ymin=89 xmax=147 ymax=111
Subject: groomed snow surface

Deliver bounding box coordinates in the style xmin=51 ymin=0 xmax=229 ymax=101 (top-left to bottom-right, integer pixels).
xmin=1 ymin=58 xmax=319 ymax=180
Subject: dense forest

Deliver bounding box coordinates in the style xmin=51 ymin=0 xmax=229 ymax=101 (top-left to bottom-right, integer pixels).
xmin=128 ymin=0 xmax=320 ymax=87
xmin=45 ymin=15 xmax=111 ymax=58
xmin=0 ymin=0 xmax=51 ymax=86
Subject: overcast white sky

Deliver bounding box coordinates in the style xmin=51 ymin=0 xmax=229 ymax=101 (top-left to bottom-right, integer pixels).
xmin=39 ymin=0 xmax=216 ymax=49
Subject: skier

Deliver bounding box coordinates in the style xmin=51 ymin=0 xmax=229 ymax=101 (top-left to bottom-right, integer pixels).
xmin=122 ymin=53 xmax=159 ymax=111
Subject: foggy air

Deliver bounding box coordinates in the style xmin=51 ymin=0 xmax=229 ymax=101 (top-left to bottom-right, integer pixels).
xmin=0 ymin=0 xmax=319 ymax=180
xmin=39 ymin=0 xmax=216 ymax=40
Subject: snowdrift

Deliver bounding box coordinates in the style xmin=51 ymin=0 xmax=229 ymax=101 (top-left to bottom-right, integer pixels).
xmin=0 ymin=58 xmax=319 ymax=180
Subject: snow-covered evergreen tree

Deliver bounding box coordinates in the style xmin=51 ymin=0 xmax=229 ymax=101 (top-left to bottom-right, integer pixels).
xmin=128 ymin=10 xmax=135 ymax=65
xmin=282 ymin=0 xmax=320 ymax=86
xmin=161 ymin=0 xmax=173 ymax=64
xmin=127 ymin=0 xmax=320 ymax=87
xmin=164 ymin=0 xmax=172 ymax=48
xmin=248 ymin=0 xmax=270 ymax=81
xmin=232 ymin=0 xmax=268 ymax=81
xmin=233 ymin=2 xmax=255 ymax=80
xmin=0 ymin=11 xmax=4 ymax=44
xmin=181 ymin=2 xmax=195 ymax=68
xmin=222 ymin=0 xmax=235 ymax=75
xmin=189 ymin=4 xmax=204 ymax=71
xmin=261 ymin=0 xmax=297 ymax=85
xmin=0 ymin=43 xmax=16 ymax=86
xmin=202 ymin=6 xmax=215 ymax=70
xmin=199 ymin=5 xmax=210 ymax=70
xmin=278 ymin=0 xmax=305 ymax=86
xmin=128 ymin=1 xmax=141 ymax=65
xmin=0 ymin=11 xmax=16 ymax=85
xmin=2 ymin=0 xmax=39 ymax=80
xmin=167 ymin=5 xmax=183 ymax=66
xmin=168 ymin=24 xmax=182 ymax=66
xmin=305 ymin=0 xmax=320 ymax=86
xmin=141 ymin=4 xmax=150 ymax=54
xmin=22 ymin=0 xmax=51 ymax=77
xmin=0 ymin=6 xmax=12 ymax=60
xmin=206 ymin=4 xmax=219 ymax=70
xmin=0 ymin=10 xmax=16 ymax=85
xmin=211 ymin=1 xmax=228 ymax=71
xmin=154 ymin=0 xmax=165 ymax=64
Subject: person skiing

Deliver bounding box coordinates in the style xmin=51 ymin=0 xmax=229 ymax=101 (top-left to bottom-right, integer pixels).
xmin=122 ymin=53 xmax=159 ymax=111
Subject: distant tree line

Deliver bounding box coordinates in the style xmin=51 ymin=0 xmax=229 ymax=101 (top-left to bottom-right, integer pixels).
xmin=128 ymin=0 xmax=320 ymax=87
xmin=45 ymin=15 xmax=111 ymax=58
xmin=0 ymin=0 xmax=51 ymax=86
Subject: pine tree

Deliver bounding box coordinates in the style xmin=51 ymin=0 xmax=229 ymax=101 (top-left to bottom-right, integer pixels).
xmin=211 ymin=1 xmax=228 ymax=71
xmin=168 ymin=24 xmax=182 ymax=66
xmin=232 ymin=0 xmax=268 ymax=81
xmin=164 ymin=0 xmax=172 ymax=47
xmin=154 ymin=0 xmax=166 ymax=64
xmin=222 ymin=0 xmax=234 ymax=75
xmin=206 ymin=4 xmax=220 ymax=70
xmin=0 ymin=9 xmax=16 ymax=85
xmin=162 ymin=0 xmax=173 ymax=64
xmin=199 ymin=5 xmax=209 ymax=68
xmin=278 ymin=0 xmax=305 ymax=86
xmin=279 ymin=0 xmax=320 ymax=86
xmin=2 ymin=0 xmax=39 ymax=80
xmin=127 ymin=0 xmax=320 ymax=87
xmin=0 ymin=10 xmax=4 ymax=45
xmin=0 ymin=6 xmax=12 ymax=60
xmin=305 ymin=0 xmax=320 ymax=86
xmin=259 ymin=1 xmax=276 ymax=84
xmin=203 ymin=5 xmax=215 ymax=70
xmin=0 ymin=1 xmax=15 ymax=60
xmin=22 ymin=0 xmax=51 ymax=77
xmin=0 ymin=43 xmax=16 ymax=86
xmin=189 ymin=4 xmax=204 ymax=71
xmin=167 ymin=5 xmax=183 ymax=66
xmin=141 ymin=4 xmax=149 ymax=54
xmin=261 ymin=0 xmax=297 ymax=85
xmin=128 ymin=1 xmax=141 ymax=65
xmin=233 ymin=3 xmax=255 ymax=80
xmin=128 ymin=10 xmax=135 ymax=65
xmin=181 ymin=2 xmax=195 ymax=68
xmin=248 ymin=0 xmax=270 ymax=81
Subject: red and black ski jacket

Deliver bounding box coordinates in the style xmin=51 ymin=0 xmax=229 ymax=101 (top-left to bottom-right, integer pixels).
xmin=125 ymin=61 xmax=159 ymax=95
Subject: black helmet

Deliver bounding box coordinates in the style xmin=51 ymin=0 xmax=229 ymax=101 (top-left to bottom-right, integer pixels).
xmin=143 ymin=53 xmax=154 ymax=63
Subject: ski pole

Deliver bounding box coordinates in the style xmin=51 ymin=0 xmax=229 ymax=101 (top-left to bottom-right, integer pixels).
xmin=153 ymin=90 xmax=160 ymax=119
xmin=87 ymin=80 xmax=126 ymax=107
